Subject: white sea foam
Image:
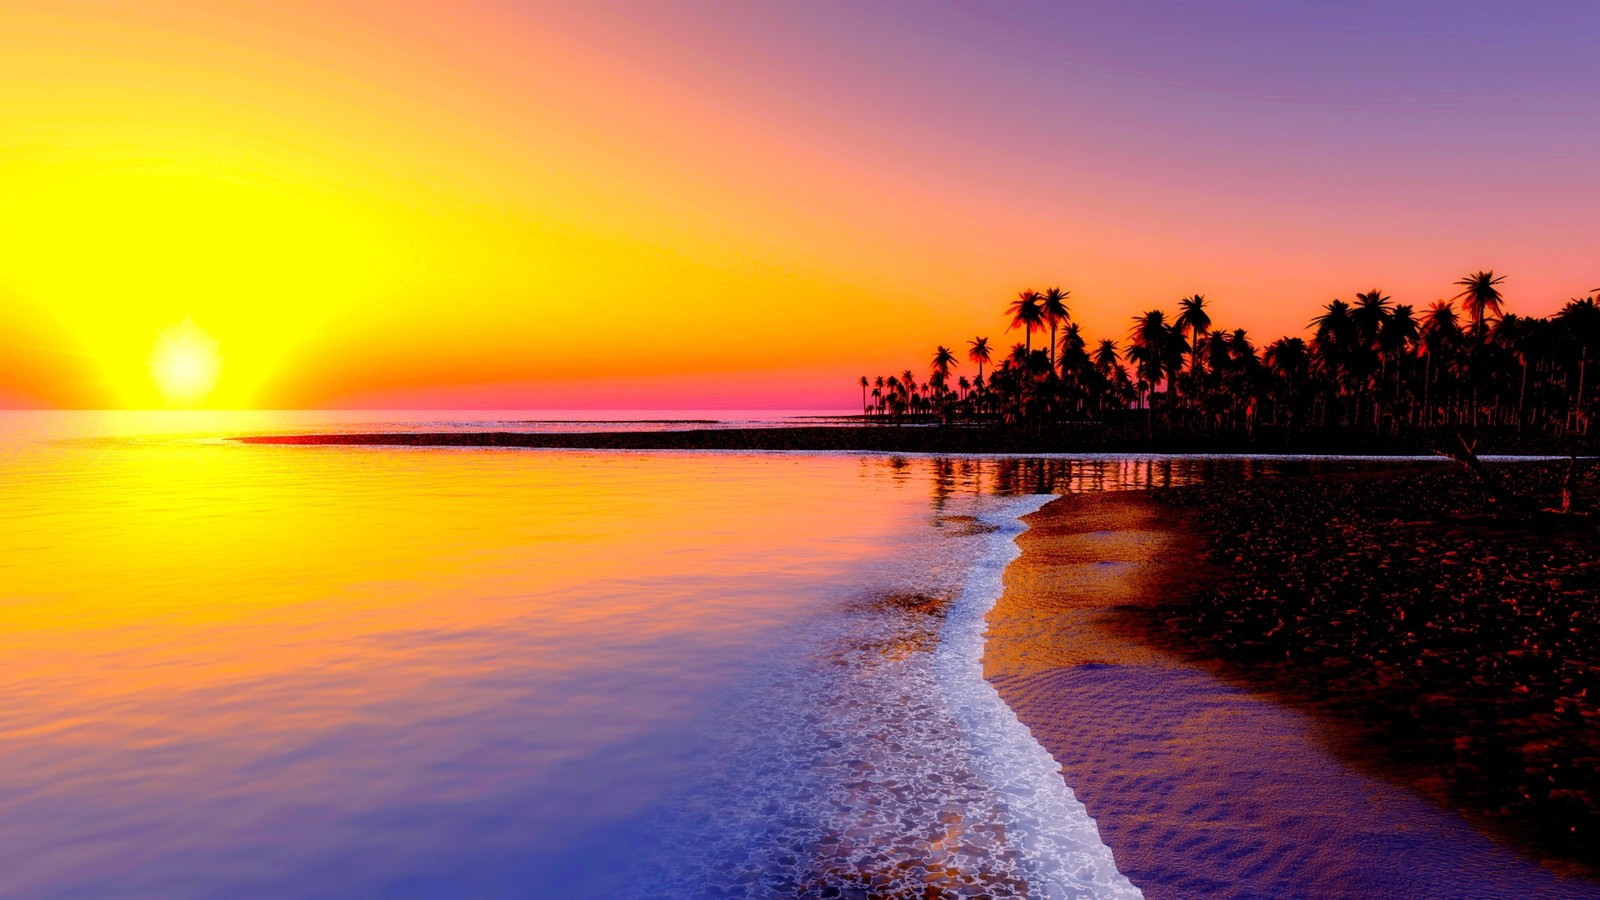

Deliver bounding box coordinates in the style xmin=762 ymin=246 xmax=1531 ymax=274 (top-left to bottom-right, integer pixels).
xmin=629 ymin=492 xmax=1143 ymax=898
xmin=933 ymin=495 xmax=1143 ymax=900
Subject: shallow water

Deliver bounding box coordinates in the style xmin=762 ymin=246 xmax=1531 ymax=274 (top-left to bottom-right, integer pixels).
xmin=0 ymin=411 xmax=1423 ymax=897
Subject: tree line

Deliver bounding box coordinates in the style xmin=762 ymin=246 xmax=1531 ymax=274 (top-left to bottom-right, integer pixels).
xmin=858 ymin=272 xmax=1600 ymax=437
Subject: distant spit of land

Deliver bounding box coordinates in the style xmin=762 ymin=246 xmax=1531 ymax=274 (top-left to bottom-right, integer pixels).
xmin=237 ymin=424 xmax=1596 ymax=457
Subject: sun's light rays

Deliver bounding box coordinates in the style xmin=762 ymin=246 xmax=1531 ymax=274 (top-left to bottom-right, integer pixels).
xmin=149 ymin=320 xmax=221 ymax=406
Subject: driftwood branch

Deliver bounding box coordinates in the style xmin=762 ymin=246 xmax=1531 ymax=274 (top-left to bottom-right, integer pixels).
xmin=1435 ymin=438 xmax=1594 ymax=521
xmin=1434 ymin=436 xmax=1519 ymax=508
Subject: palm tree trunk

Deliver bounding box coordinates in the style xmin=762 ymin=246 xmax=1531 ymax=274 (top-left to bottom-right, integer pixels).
xmin=1393 ymin=358 xmax=1403 ymax=430
xmin=1021 ymin=333 xmax=1036 ymax=423
xmin=1518 ymin=360 xmax=1528 ymax=430
xmin=1423 ymin=353 xmax=1432 ymax=428
xmin=1579 ymin=354 xmax=1588 ymax=433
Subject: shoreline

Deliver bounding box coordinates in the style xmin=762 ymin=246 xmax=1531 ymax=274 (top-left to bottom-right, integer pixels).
xmin=931 ymin=494 xmax=1140 ymax=898
xmin=984 ymin=491 xmax=1600 ymax=898
xmin=235 ymin=425 xmax=1597 ymax=457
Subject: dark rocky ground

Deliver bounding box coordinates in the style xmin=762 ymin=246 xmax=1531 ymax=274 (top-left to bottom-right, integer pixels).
xmin=1126 ymin=462 xmax=1600 ymax=875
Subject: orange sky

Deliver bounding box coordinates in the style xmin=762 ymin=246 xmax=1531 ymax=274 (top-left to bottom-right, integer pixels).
xmin=2 ymin=1 xmax=1596 ymax=409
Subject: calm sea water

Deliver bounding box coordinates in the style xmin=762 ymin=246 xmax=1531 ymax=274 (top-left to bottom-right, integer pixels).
xmin=0 ymin=411 xmax=1362 ymax=898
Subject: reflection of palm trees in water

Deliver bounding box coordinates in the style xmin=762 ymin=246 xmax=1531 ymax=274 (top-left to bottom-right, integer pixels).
xmin=930 ymin=457 xmax=955 ymax=511
xmin=880 ymin=456 xmax=1313 ymax=504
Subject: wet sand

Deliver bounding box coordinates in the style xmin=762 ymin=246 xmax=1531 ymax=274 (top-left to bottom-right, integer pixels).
xmin=985 ymin=492 xmax=1600 ymax=899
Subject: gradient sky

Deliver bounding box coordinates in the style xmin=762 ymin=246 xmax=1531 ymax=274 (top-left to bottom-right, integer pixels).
xmin=2 ymin=1 xmax=1597 ymax=409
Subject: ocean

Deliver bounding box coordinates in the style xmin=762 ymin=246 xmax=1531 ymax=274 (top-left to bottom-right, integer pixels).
xmin=0 ymin=411 xmax=1355 ymax=898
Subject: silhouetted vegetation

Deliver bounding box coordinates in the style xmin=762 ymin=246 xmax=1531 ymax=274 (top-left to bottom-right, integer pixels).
xmin=858 ymin=272 xmax=1600 ymax=445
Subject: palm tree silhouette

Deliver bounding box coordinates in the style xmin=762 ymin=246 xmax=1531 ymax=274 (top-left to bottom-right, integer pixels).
xmin=1417 ymin=300 xmax=1460 ymax=427
xmin=854 ymin=271 xmax=1597 ymax=440
xmin=1349 ymin=291 xmax=1392 ymax=426
xmin=859 ymin=376 xmax=869 ymax=417
xmin=1129 ymin=310 xmax=1175 ymax=432
xmin=1454 ymin=271 xmax=1507 ymax=339
xmin=1265 ymin=337 xmax=1310 ymax=428
xmin=1175 ymin=294 xmax=1211 ymax=413
xmin=1040 ymin=287 xmax=1070 ymax=372
xmin=931 ymin=346 xmax=957 ymax=391
xmin=1453 ymin=271 xmax=1506 ymax=425
xmin=1006 ymin=291 xmax=1046 ymax=410
xmin=1380 ymin=304 xmax=1418 ymax=424
xmin=1490 ymin=315 xmax=1530 ymax=427
xmin=1092 ymin=338 xmax=1121 ymax=373
xmin=1007 ymin=290 xmax=1045 ymax=360
xmin=1310 ymin=299 xmax=1358 ymax=426
xmin=1092 ymin=339 xmax=1129 ymax=419
xmin=968 ymin=337 xmax=991 ymax=386
xmin=1556 ymin=296 xmax=1600 ymax=432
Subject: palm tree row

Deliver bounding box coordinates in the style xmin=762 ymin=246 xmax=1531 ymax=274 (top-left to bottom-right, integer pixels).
xmin=857 ymin=272 xmax=1600 ymax=437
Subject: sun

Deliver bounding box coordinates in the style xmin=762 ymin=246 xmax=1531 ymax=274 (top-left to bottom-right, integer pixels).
xmin=149 ymin=321 xmax=222 ymax=407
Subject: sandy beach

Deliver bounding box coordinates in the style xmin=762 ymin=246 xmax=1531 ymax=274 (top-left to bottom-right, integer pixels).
xmin=985 ymin=491 xmax=1600 ymax=899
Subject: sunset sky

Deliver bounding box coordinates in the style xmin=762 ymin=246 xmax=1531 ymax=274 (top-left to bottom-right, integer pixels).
xmin=2 ymin=1 xmax=1597 ymax=409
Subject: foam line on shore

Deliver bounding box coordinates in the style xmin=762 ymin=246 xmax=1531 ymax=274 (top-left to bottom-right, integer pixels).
xmin=933 ymin=495 xmax=1143 ymax=900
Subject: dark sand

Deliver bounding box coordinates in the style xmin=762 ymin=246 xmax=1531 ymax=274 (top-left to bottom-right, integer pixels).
xmin=985 ymin=492 xmax=1600 ymax=899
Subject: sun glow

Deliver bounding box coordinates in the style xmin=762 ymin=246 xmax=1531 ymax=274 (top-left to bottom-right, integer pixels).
xmin=0 ymin=155 xmax=405 ymax=408
xmin=149 ymin=321 xmax=221 ymax=407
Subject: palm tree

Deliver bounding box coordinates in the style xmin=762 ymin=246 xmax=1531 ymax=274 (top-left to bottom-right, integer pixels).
xmin=1311 ymin=299 xmax=1357 ymax=426
xmin=1453 ymin=270 xmax=1506 ymax=340
xmin=1006 ymin=291 xmax=1047 ymax=416
xmin=1264 ymin=337 xmax=1310 ymax=428
xmin=1057 ymin=322 xmax=1087 ymax=372
xmin=1453 ymin=271 xmax=1506 ymax=425
xmin=968 ymin=337 xmax=991 ymax=385
xmin=1417 ymin=300 xmax=1460 ymax=427
xmin=1380 ymin=304 xmax=1418 ymax=424
xmin=1348 ymin=290 xmax=1393 ymax=427
xmin=1007 ymin=290 xmax=1045 ymax=360
xmin=1092 ymin=338 xmax=1121 ymax=373
xmin=1040 ymin=287 xmax=1070 ymax=371
xmin=1351 ymin=290 xmax=1392 ymax=343
xmin=1129 ymin=310 xmax=1176 ymax=431
xmin=859 ymin=376 xmax=869 ymax=417
xmin=931 ymin=346 xmax=958 ymax=388
xmin=1174 ymin=294 xmax=1211 ymax=411
xmin=1491 ymin=314 xmax=1535 ymax=427
xmin=1556 ymin=296 xmax=1600 ymax=432
xmin=1091 ymin=339 xmax=1127 ymax=419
